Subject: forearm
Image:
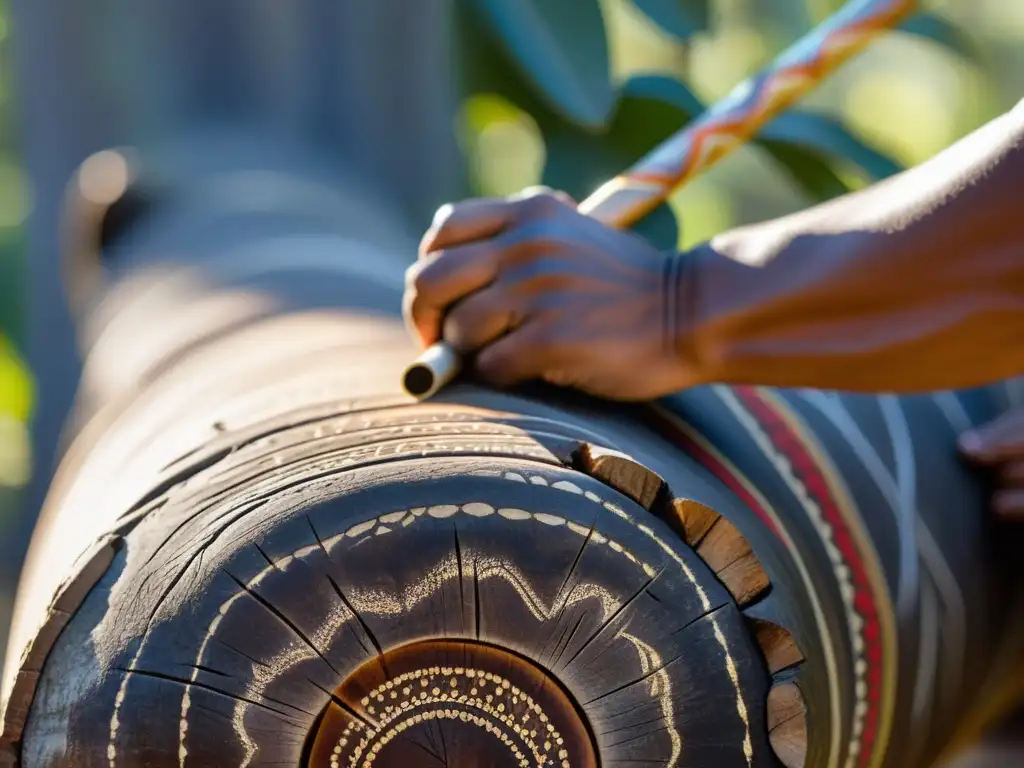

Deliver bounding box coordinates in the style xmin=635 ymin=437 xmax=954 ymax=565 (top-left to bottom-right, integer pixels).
xmin=678 ymin=101 xmax=1024 ymax=393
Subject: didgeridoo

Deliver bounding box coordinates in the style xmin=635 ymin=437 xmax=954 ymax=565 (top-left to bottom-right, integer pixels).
xmin=402 ymin=0 xmax=918 ymax=399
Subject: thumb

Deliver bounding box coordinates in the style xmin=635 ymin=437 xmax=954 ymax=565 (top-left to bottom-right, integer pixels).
xmin=959 ymin=408 xmax=1024 ymax=464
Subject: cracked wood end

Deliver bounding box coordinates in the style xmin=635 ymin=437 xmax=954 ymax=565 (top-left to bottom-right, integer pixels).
xmin=696 ymin=516 xmax=770 ymax=606
xmin=578 ymin=443 xmax=664 ymax=510
xmin=668 ymin=498 xmax=721 ymax=546
xmin=749 ymin=618 xmax=804 ymax=675
xmin=767 ymin=681 xmax=808 ymax=768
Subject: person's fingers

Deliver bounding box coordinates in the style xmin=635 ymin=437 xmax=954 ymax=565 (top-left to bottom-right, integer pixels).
xmin=420 ymin=199 xmax=513 ymax=257
xmin=993 ymin=488 xmax=1024 ymax=521
xmin=514 ymin=185 xmax=575 ymax=208
xmin=441 ymin=286 xmax=524 ymax=355
xmin=403 ymin=242 xmax=500 ymax=347
xmin=999 ymin=459 xmax=1024 ymax=486
xmin=958 ymin=409 xmax=1024 ymax=464
xmin=473 ymin=323 xmax=567 ymax=388
xmin=421 ymin=187 xmax=574 ymax=256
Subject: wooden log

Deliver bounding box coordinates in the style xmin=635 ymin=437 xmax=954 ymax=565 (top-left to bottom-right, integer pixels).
xmin=1 ymin=144 xmax=1023 ymax=768
xmin=11 ymin=402 xmax=776 ymax=766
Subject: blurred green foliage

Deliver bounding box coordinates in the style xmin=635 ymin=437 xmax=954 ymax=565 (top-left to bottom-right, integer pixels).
xmin=455 ymin=0 xmax=1019 ymax=249
xmin=0 ymin=0 xmax=31 ymax=505
xmin=0 ymin=0 xmax=24 ymax=349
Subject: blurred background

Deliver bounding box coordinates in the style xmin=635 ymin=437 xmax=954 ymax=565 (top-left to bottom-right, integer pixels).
xmin=0 ymin=0 xmax=1020 ymax=692
xmin=0 ymin=0 xmax=31 ymax=659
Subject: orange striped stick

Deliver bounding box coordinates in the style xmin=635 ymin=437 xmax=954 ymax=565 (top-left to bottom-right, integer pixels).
xmin=579 ymin=0 xmax=917 ymax=226
xmin=403 ymin=0 xmax=919 ymax=399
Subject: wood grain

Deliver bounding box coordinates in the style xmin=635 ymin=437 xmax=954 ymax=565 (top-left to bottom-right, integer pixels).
xmin=696 ymin=517 xmax=771 ymax=607
xmin=667 ymin=498 xmax=721 ymax=547
xmin=16 ymin=424 xmax=775 ymax=766
xmin=307 ymin=640 xmax=597 ymax=768
xmin=748 ymin=618 xmax=804 ymax=675
xmin=767 ymin=680 xmax=807 ymax=768
xmin=578 ymin=443 xmax=664 ymax=510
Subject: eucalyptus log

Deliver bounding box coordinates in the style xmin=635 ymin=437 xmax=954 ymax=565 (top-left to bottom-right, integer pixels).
xmin=1 ymin=138 xmax=1023 ymax=768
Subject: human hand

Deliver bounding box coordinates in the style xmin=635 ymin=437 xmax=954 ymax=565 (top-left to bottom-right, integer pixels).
xmin=403 ymin=187 xmax=692 ymax=401
xmin=959 ymin=406 xmax=1024 ymax=521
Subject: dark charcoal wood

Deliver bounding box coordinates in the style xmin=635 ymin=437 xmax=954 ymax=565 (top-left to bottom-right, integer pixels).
xmin=4 ymin=143 xmax=1024 ymax=768
xmin=17 ymin=443 xmax=775 ymax=767
xmin=647 ymin=383 xmax=1024 ymax=768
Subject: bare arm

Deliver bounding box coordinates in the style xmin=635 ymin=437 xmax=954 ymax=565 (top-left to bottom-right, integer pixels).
xmin=679 ymin=99 xmax=1024 ymax=393
xmin=404 ymin=102 xmax=1024 ymax=400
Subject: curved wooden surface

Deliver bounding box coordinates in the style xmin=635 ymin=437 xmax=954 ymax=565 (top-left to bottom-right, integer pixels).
xmin=9 ymin=330 xmax=777 ymax=766
xmin=649 ymin=381 xmax=1024 ymax=768
xmin=1 ymin=150 xmax=1022 ymax=767
xmin=307 ymin=640 xmax=599 ymax=768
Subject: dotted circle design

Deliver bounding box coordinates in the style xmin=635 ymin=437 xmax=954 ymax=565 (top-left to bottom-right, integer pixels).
xmin=328 ymin=665 xmax=570 ymax=768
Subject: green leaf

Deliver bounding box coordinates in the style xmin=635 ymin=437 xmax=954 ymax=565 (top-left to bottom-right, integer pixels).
xmin=631 ymin=0 xmax=711 ymax=41
xmin=454 ymin=5 xmax=548 ymax=115
xmin=542 ymin=71 xmax=903 ymax=228
xmin=753 ymin=140 xmax=851 ymax=201
xmin=0 ymin=230 xmax=25 ymax=353
xmin=898 ymin=11 xmax=978 ymax=62
xmin=610 ymin=75 xmax=706 ymax=147
xmin=467 ymin=0 xmax=616 ymax=129
xmin=542 ymin=76 xmax=698 ymax=249
xmin=629 ymin=202 xmax=680 ymax=252
xmin=542 ymin=75 xmax=703 ymax=200
xmin=0 ymin=337 xmax=33 ymax=423
xmin=755 ymin=111 xmax=902 ymax=201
